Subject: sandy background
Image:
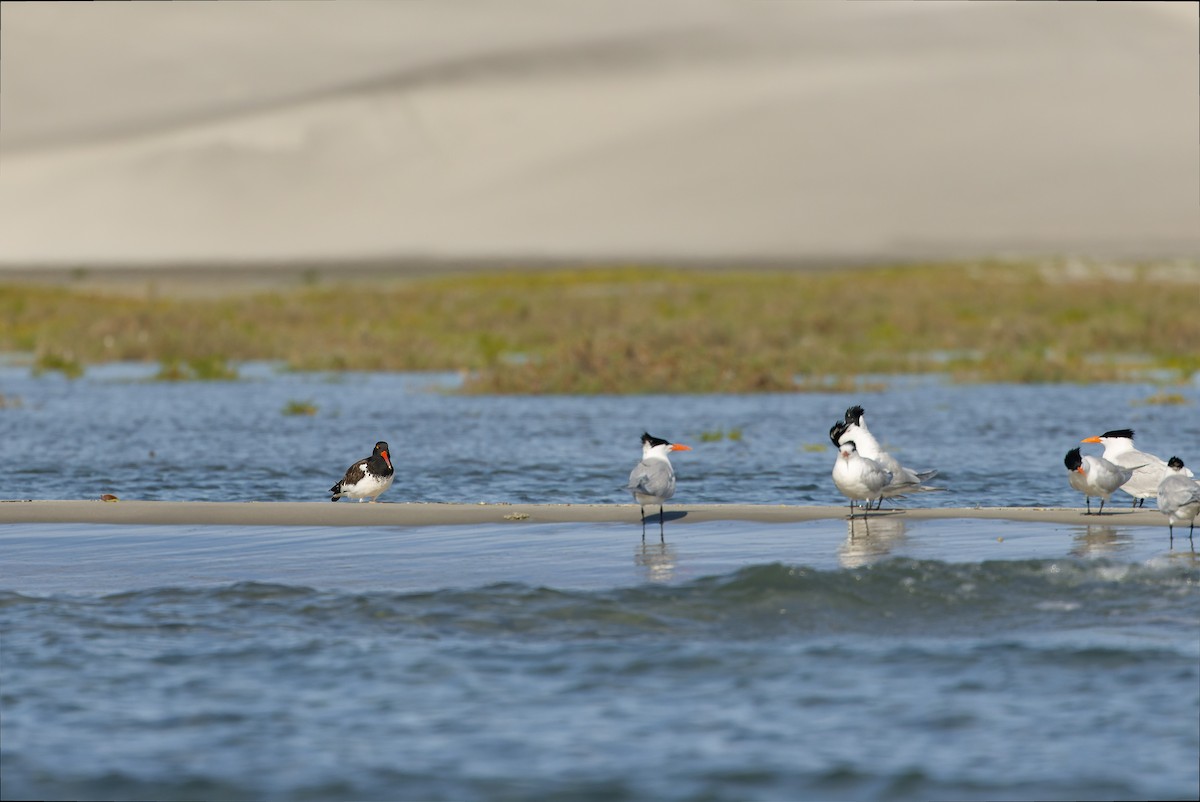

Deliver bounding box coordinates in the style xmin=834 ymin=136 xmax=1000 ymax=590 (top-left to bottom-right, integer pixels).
xmin=1 ymin=1 xmax=1197 ymax=270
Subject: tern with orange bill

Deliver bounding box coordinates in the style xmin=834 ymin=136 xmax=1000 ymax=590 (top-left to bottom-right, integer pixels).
xmin=1081 ymin=429 xmax=1191 ymax=507
xmin=626 ymin=432 xmax=692 ymax=541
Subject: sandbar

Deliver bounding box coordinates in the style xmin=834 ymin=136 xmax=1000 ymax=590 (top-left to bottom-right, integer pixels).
xmin=0 ymin=500 xmax=1170 ymax=528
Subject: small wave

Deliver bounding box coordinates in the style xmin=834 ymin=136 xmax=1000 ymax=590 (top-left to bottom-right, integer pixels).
xmin=9 ymin=557 xmax=1192 ymax=643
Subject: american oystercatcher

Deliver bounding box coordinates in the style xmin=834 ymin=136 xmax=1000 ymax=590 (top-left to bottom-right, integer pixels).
xmin=330 ymin=441 xmax=395 ymax=502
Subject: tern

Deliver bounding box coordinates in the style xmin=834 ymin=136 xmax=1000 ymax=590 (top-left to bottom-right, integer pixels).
xmin=626 ymin=432 xmax=691 ymax=541
xmin=833 ymin=406 xmax=938 ymax=507
xmin=1081 ymin=429 xmax=1192 ymax=507
xmin=1156 ymin=456 xmax=1200 ymax=544
xmin=831 ymin=437 xmax=893 ymax=518
xmin=1064 ymin=447 xmax=1134 ymax=515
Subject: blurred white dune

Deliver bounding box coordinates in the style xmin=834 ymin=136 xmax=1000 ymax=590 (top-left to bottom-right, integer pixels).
xmin=0 ymin=1 xmax=1196 ymax=267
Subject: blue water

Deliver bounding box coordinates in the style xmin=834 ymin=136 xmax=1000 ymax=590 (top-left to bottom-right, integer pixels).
xmin=2 ymin=367 xmax=1199 ymax=801
xmin=1 ymin=364 xmax=1197 ymax=506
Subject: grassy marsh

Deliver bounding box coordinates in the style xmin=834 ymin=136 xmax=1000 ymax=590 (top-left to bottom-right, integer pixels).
xmin=2 ymin=261 xmax=1196 ymax=393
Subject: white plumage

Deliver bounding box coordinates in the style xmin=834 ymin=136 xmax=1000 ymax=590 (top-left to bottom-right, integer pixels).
xmin=1157 ymin=457 xmax=1200 ymax=543
xmin=832 ymin=440 xmax=893 ymax=518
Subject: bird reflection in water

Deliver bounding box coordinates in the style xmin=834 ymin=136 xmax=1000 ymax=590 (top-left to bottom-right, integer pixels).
xmin=1069 ymin=524 xmax=1134 ymax=557
xmin=635 ymin=541 xmax=677 ymax=583
xmin=839 ymin=514 xmax=908 ymax=569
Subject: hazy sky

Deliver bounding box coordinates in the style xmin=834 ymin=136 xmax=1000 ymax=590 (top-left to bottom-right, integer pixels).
xmin=1 ymin=1 xmax=1196 ymax=266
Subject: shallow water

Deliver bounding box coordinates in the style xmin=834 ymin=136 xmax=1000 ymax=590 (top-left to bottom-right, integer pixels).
xmin=3 ymin=520 xmax=1198 ymax=802
xmin=1 ymin=364 xmax=1197 ymax=507
xmin=2 ymin=367 xmax=1199 ymax=801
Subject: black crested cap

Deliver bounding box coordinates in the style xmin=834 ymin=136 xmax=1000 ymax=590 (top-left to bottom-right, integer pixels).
xmin=373 ymin=441 xmax=390 ymax=454
xmin=1100 ymin=429 xmax=1134 ymax=440
xmin=844 ymin=405 xmax=865 ymax=425
xmin=641 ymin=432 xmax=671 ymax=448
xmin=1168 ymin=456 xmax=1185 ymax=470
xmin=829 ymin=420 xmax=849 ymax=446
xmin=1064 ymin=448 xmax=1082 ymax=470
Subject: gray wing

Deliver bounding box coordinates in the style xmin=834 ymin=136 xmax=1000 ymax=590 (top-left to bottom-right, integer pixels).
xmin=1159 ymin=475 xmax=1200 ymax=509
xmin=627 ymin=459 xmax=675 ymax=499
xmin=879 ymin=458 xmax=938 ymax=497
xmin=861 ymin=457 xmax=893 ymax=494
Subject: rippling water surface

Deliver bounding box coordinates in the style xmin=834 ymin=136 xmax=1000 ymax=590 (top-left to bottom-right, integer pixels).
xmin=2 ymin=364 xmax=1198 ymax=506
xmin=2 ymin=367 xmax=1198 ymax=800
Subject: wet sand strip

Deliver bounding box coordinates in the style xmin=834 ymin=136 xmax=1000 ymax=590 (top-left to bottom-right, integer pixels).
xmin=0 ymin=500 xmax=1168 ymax=528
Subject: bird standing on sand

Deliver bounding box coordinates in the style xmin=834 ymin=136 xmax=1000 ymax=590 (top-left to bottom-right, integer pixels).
xmin=1156 ymin=456 xmax=1200 ymax=544
xmin=330 ymin=441 xmax=395 ymax=502
xmin=1063 ymin=447 xmax=1134 ymax=515
xmin=830 ymin=431 xmax=893 ymax=518
xmin=836 ymin=405 xmax=938 ymax=508
xmin=1081 ymin=429 xmax=1191 ymax=507
xmin=626 ymin=432 xmax=691 ymax=541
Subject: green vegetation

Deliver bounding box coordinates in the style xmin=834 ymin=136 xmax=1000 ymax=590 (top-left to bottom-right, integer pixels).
xmin=153 ymin=356 xmax=239 ymax=382
xmin=282 ymin=399 xmax=320 ymax=416
xmin=32 ymin=350 xmax=84 ymax=379
xmin=698 ymin=428 xmax=744 ymax=443
xmin=1134 ymin=391 xmax=1190 ymax=407
xmin=1 ymin=261 xmax=1197 ymax=393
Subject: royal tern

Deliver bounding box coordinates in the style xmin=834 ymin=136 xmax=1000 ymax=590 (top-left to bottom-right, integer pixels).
xmin=1156 ymin=456 xmax=1200 ymax=544
xmin=626 ymin=432 xmax=691 ymax=540
xmin=831 ymin=438 xmax=893 ymax=518
xmin=833 ymin=406 xmax=938 ymax=507
xmin=1063 ymin=447 xmax=1134 ymax=515
xmin=331 ymin=441 xmax=394 ymax=502
xmin=1080 ymin=429 xmax=1191 ymax=507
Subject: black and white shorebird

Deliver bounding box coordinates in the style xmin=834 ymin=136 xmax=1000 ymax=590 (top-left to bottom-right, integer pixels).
xmin=330 ymin=441 xmax=395 ymax=502
xmin=1081 ymin=429 xmax=1191 ymax=507
xmin=1156 ymin=456 xmax=1200 ymax=545
xmin=625 ymin=432 xmax=691 ymax=541
xmin=835 ymin=405 xmax=938 ymax=508
xmin=1063 ymin=447 xmax=1134 ymax=516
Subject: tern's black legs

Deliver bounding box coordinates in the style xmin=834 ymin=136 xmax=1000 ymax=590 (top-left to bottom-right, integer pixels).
xmin=640 ymin=504 xmax=666 ymax=542
xmin=1166 ymin=523 xmax=1195 ymax=547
